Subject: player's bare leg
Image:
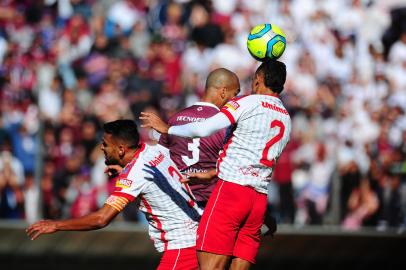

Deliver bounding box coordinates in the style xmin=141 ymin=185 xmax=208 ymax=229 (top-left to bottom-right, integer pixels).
xmin=229 ymin=257 xmax=251 ymax=270
xmin=197 ymin=251 xmax=230 ymax=270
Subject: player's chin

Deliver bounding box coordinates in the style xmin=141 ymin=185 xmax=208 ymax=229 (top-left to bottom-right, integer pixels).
xmin=104 ymin=158 xmax=119 ymax=166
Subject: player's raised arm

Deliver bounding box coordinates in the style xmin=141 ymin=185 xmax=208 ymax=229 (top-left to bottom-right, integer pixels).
xmin=140 ymin=111 xmax=231 ymax=138
xmin=26 ymin=204 xmax=120 ymax=240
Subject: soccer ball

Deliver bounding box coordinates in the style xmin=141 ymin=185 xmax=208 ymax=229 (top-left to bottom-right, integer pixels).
xmin=247 ymin=23 xmax=286 ymax=61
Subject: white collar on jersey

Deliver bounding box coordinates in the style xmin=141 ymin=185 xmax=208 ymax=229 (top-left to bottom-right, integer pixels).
xmin=193 ymin=102 xmax=219 ymax=111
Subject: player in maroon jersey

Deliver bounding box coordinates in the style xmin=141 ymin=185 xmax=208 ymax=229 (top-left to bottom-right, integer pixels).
xmin=159 ymin=68 xmax=240 ymax=208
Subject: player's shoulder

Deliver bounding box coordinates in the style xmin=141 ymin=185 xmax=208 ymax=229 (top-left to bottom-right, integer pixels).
xmin=151 ymin=143 xmax=171 ymax=157
xmin=120 ymin=143 xmax=153 ymax=177
xmin=224 ymin=95 xmax=251 ymax=109
xmin=168 ymin=108 xmax=189 ymax=124
xmin=123 ymin=144 xmax=170 ymax=178
xmin=171 ymin=103 xmax=218 ymax=123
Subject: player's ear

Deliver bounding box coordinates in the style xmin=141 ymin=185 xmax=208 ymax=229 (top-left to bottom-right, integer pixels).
xmin=118 ymin=145 xmax=125 ymax=158
xmin=220 ymin=87 xmax=226 ymax=99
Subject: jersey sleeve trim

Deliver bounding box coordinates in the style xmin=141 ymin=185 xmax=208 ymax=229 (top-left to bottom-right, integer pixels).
xmin=105 ymin=195 xmax=130 ymax=212
xmin=220 ymin=108 xmax=235 ymax=125
xmin=112 ymin=191 xmax=136 ymax=202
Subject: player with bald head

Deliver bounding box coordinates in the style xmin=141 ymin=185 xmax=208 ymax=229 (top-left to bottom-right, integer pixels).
xmin=159 ymin=68 xmax=240 ymax=207
xmin=203 ymin=68 xmax=240 ymax=108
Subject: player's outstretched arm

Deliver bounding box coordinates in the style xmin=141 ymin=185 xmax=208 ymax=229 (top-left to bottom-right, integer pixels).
xmin=26 ymin=204 xmax=119 ymax=240
xmin=141 ymin=111 xmax=231 ymax=139
xmin=139 ymin=112 xmax=169 ymax=134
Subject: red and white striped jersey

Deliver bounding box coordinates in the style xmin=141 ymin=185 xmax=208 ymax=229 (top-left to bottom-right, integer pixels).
xmin=217 ymin=94 xmax=292 ymax=194
xmin=109 ymin=143 xmax=202 ymax=252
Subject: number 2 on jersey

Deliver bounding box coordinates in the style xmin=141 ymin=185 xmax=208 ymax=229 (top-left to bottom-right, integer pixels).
xmin=260 ymin=120 xmax=285 ymax=168
xmin=168 ymin=166 xmax=195 ymax=207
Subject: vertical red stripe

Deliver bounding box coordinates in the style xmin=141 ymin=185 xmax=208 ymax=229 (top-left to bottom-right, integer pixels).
xmin=199 ymin=181 xmax=225 ymax=250
xmin=141 ymin=196 xmax=168 ymax=250
xmin=168 ymin=166 xmax=195 ymax=207
xmin=220 ymin=109 xmax=236 ymax=124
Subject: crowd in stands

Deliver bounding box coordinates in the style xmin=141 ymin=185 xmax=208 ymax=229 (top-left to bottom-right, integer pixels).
xmin=0 ymin=0 xmax=405 ymax=231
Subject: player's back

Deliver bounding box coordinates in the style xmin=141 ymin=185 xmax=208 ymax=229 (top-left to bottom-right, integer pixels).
xmin=218 ymin=94 xmax=291 ymax=194
xmin=159 ymin=102 xmax=225 ymax=203
xmin=114 ymin=143 xmax=201 ymax=252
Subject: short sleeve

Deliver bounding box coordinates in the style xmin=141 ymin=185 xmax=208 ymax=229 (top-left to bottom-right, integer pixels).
xmin=111 ymin=163 xmax=148 ymax=201
xmin=220 ymin=96 xmax=250 ymax=124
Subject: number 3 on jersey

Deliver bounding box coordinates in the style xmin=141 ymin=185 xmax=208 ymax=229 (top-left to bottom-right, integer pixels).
xmin=181 ymin=138 xmax=200 ymax=166
xmin=260 ymin=120 xmax=285 ymax=168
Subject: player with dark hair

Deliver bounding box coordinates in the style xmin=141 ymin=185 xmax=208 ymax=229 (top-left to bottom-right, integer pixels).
xmin=141 ymin=60 xmax=291 ymax=270
xmin=159 ymin=68 xmax=240 ymax=208
xmin=27 ymin=119 xmax=201 ymax=270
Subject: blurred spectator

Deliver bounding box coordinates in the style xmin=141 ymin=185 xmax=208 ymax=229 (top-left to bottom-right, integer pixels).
xmin=272 ymin=139 xmax=299 ymax=224
xmin=0 ymin=151 xmax=24 ymax=219
xmin=302 ymin=142 xmax=334 ymax=225
xmin=57 ymin=14 xmax=92 ymax=88
xmin=339 ymin=159 xmax=362 ymax=221
xmin=23 ymin=172 xmax=39 ymax=224
xmin=38 ymin=76 xmax=63 ymax=122
xmin=342 ymin=178 xmax=379 ymax=230
xmin=379 ymin=173 xmax=404 ymax=228
xmin=106 ymin=0 xmax=144 ymax=37
xmin=0 ymin=148 xmax=25 ymax=187
xmin=66 ymin=168 xmax=98 ymax=218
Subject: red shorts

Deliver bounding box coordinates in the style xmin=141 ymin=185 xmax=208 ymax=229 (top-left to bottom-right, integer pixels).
xmin=157 ymin=246 xmax=198 ymax=270
xmin=196 ymin=180 xmax=267 ymax=264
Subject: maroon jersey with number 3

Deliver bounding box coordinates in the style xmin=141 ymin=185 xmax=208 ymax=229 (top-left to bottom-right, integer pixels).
xmin=159 ymin=102 xmax=225 ymax=203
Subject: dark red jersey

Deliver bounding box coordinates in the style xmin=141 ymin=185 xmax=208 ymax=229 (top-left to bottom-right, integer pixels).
xmin=159 ymin=102 xmax=225 ymax=203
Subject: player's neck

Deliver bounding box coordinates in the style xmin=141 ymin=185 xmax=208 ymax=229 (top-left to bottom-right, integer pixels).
xmin=257 ymin=87 xmax=278 ymax=96
xmin=121 ymin=148 xmax=139 ymax=167
xmin=201 ymin=95 xmax=221 ymax=109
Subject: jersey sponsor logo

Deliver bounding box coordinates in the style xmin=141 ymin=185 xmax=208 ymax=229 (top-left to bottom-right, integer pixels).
xmin=116 ymin=178 xmax=133 ymax=188
xmin=181 ymin=167 xmax=208 ymax=174
xmin=261 ymin=101 xmax=289 ymax=115
xmin=225 ymin=100 xmax=240 ymax=111
xmin=149 ymin=152 xmax=165 ymax=167
xmin=239 ymin=166 xmax=260 ymax=177
xmin=176 ymin=116 xmax=206 ymax=122
xmin=239 ymin=166 xmax=272 ymax=181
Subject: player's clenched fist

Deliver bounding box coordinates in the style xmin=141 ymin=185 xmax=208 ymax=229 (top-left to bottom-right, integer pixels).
xmin=139 ymin=112 xmax=169 ymax=134
xmin=26 ymin=220 xmax=58 ymax=240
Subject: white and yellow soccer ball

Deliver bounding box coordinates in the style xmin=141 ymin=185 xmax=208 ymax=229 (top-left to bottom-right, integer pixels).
xmin=247 ymin=23 xmax=286 ymax=61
